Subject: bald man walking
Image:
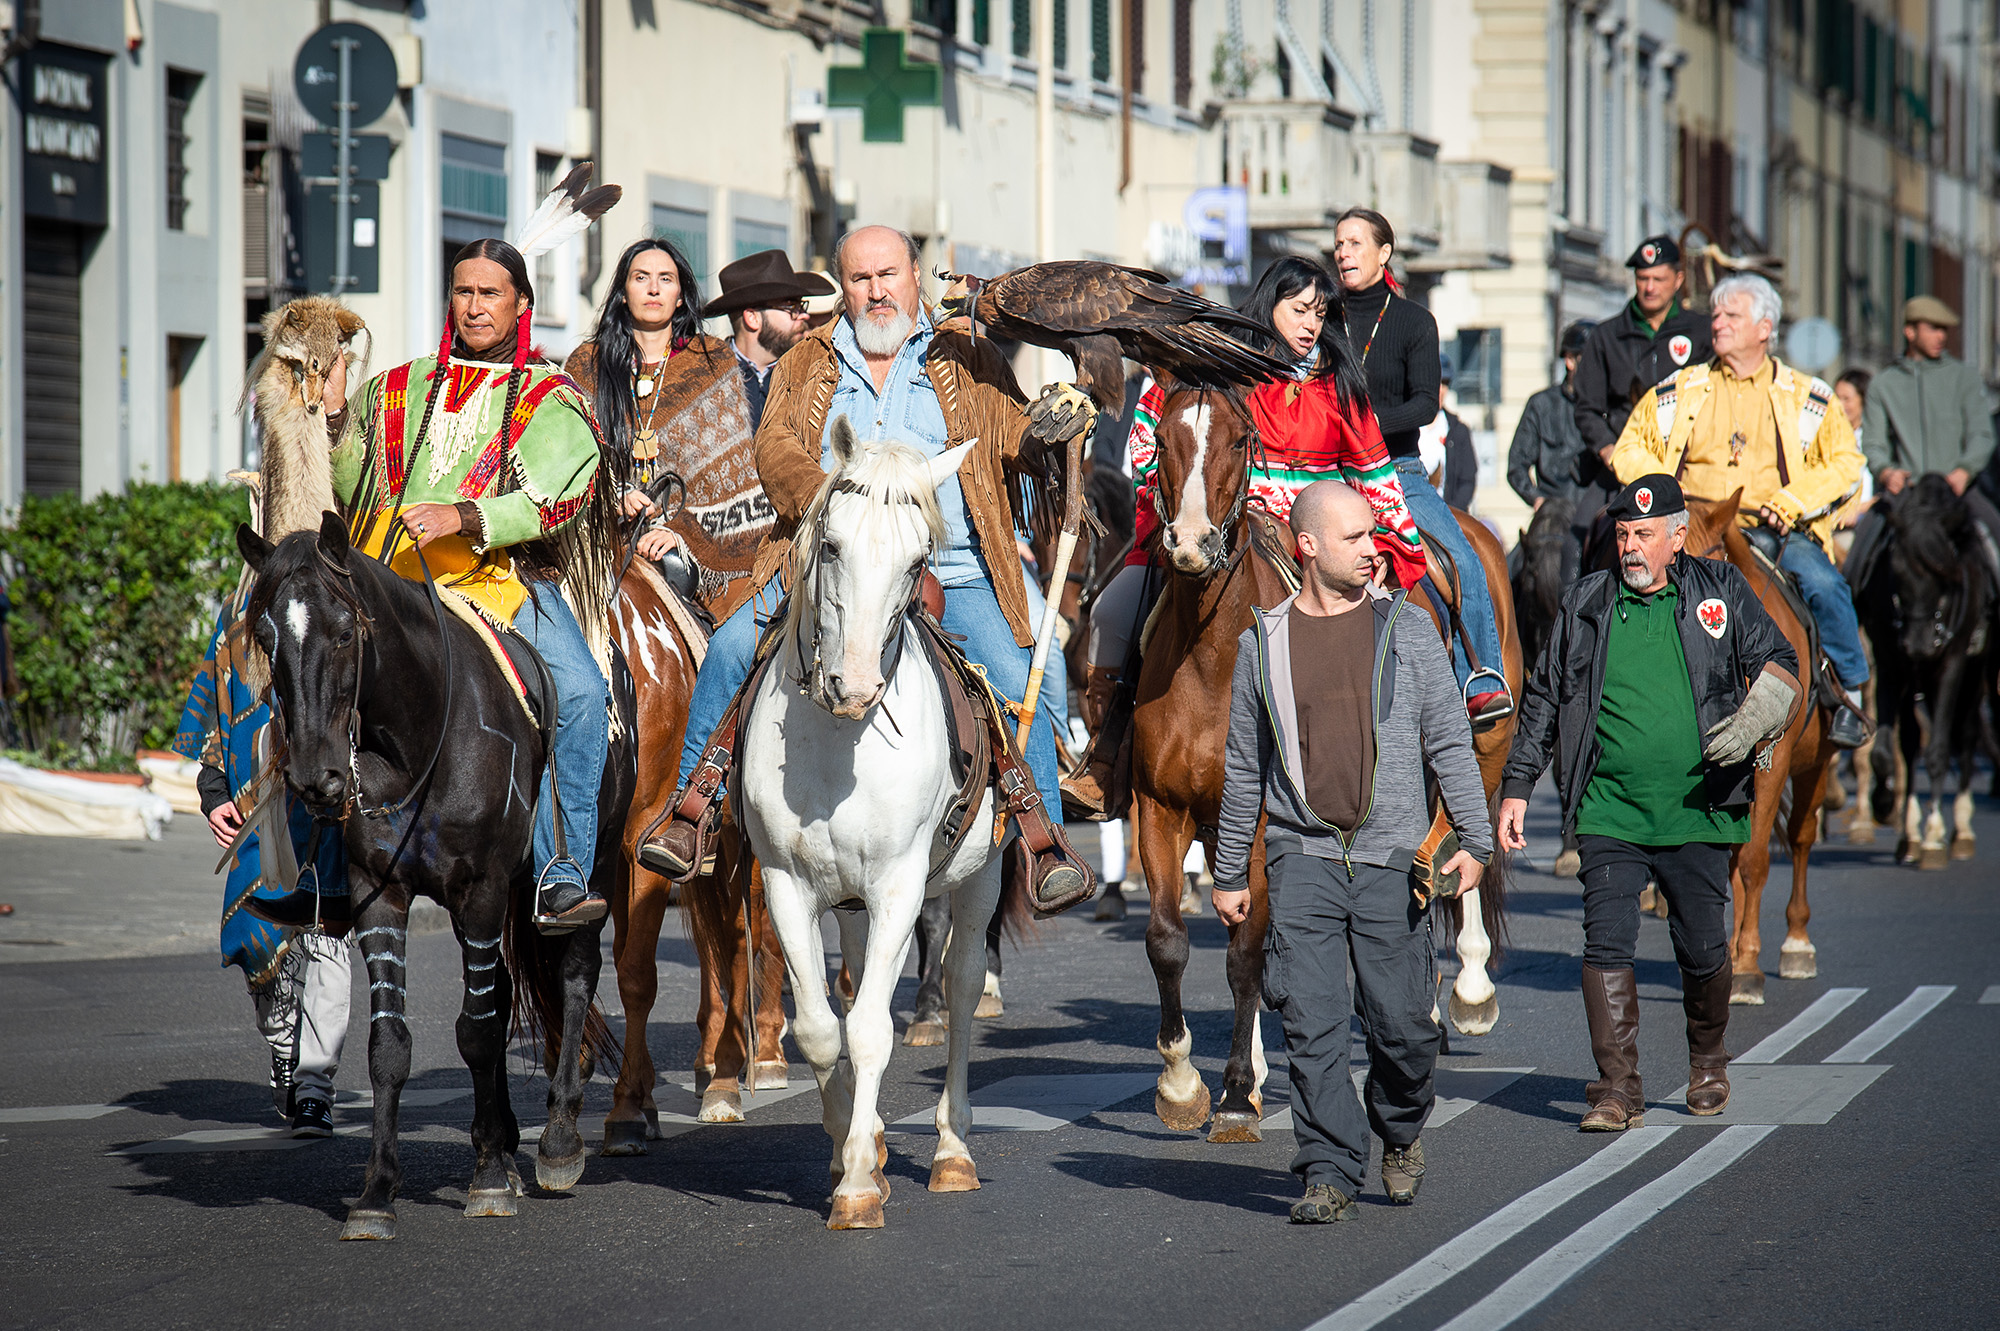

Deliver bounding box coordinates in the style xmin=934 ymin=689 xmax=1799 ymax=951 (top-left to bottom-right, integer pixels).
xmin=1213 ymin=481 xmax=1492 ymax=1223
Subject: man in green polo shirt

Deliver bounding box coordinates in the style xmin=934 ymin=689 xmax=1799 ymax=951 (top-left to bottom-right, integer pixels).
xmin=1499 ymin=474 xmax=1800 ymax=1131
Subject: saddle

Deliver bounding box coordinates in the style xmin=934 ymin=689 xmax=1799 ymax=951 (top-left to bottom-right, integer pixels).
xmin=662 ymin=575 xmax=1095 ymax=915
xmin=432 ymin=585 xmax=554 ymax=730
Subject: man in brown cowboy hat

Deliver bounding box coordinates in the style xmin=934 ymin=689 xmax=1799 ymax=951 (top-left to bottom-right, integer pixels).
xmin=702 ymin=250 xmax=835 ymax=430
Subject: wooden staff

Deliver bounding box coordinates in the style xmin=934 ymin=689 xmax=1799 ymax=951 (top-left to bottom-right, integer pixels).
xmin=1015 ymin=426 xmax=1087 ymax=753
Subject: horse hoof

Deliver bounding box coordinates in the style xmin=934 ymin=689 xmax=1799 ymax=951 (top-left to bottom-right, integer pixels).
xmin=928 ymin=1155 xmax=981 ymax=1192
xmin=698 ymin=1085 xmax=744 ymax=1123
xmin=1207 ymin=1111 xmax=1263 ymax=1144
xmin=828 ymin=1192 xmax=885 ymax=1230
xmin=974 ymin=992 xmax=1004 ymax=1019
xmin=903 ymin=1019 xmax=947 ymax=1047
xmin=1155 ymin=1084 xmax=1212 ymax=1132
xmin=339 ymin=1210 xmax=396 ymax=1241
xmin=1730 ymin=971 xmax=1767 ymax=1005
xmin=536 ymin=1149 xmax=585 ymax=1193
xmin=1951 ymin=836 xmax=1976 ymax=861
xmin=1093 ymin=889 xmax=1128 ymax=922
xmin=1846 ymin=820 xmax=1878 ymax=845
xmin=1179 ymin=881 xmax=1203 ymax=916
xmin=753 ymin=1060 xmax=790 ymax=1090
xmin=600 ymin=1118 xmax=650 ymax=1157
xmin=693 ymin=1063 xmax=715 ymax=1095
xmin=1779 ymin=941 xmax=1818 ymax=980
xmin=1449 ymin=992 xmax=1500 ymax=1036
xmin=464 ymin=1187 xmax=519 ymax=1218
xmin=1920 ymin=844 xmax=1950 ymax=871
xmin=1553 ymin=848 xmax=1580 ymax=878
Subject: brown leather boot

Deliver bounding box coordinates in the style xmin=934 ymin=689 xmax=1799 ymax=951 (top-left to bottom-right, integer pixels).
xmin=1059 ymin=666 xmax=1123 ymax=821
xmin=1683 ymin=964 xmax=1733 ymax=1115
xmin=1579 ymin=964 xmax=1644 ymax=1131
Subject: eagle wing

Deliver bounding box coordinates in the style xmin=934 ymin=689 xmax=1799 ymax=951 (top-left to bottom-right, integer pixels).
xmin=981 ymin=261 xmax=1291 ymax=390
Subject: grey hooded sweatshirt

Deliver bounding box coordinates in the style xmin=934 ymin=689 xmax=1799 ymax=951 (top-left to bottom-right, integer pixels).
xmin=1213 ymin=586 xmax=1493 ymax=890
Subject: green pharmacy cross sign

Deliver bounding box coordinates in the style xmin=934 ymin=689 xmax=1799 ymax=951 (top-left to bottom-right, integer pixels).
xmin=827 ymin=28 xmax=941 ymax=143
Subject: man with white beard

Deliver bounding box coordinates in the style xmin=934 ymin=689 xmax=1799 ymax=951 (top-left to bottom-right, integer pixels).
xmin=642 ymin=225 xmax=1091 ymax=908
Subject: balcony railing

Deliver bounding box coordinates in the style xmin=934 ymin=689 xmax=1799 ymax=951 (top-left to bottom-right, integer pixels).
xmin=1221 ymin=99 xmax=1359 ymax=231
xmin=1407 ymin=161 xmax=1513 ymax=272
xmin=1354 ymin=131 xmax=1441 ymax=252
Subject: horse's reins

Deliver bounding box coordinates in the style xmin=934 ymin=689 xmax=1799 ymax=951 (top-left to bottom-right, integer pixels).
xmin=792 ymin=475 xmax=929 ymax=704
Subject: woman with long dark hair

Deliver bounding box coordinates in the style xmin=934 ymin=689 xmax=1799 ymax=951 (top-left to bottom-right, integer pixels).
xmin=1061 ymin=255 xmax=1428 ymax=817
xmin=564 ymin=238 xmax=771 ymax=609
xmin=1334 ymin=207 xmax=1512 ymax=724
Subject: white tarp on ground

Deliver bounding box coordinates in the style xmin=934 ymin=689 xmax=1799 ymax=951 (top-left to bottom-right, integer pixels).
xmin=0 ymin=758 xmax=174 ymax=840
xmin=136 ymin=751 xmax=205 ymax=815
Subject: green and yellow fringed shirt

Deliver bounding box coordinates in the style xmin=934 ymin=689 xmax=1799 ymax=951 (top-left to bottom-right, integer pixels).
xmin=332 ymin=355 xmax=602 ymax=624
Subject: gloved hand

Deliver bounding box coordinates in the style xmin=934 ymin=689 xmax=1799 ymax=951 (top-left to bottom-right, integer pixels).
xmin=1703 ymin=669 xmax=1798 ymax=765
xmin=1027 ymin=381 xmax=1099 ymax=446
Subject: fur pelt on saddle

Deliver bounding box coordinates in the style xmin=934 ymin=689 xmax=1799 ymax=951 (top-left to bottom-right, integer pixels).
xmin=564 ymin=338 xmax=770 ymax=612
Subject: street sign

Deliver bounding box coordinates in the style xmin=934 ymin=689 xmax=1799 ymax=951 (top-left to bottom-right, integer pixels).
xmin=302 ymin=132 xmax=392 ymax=181
xmin=827 ymin=28 xmax=939 ymax=144
xmin=18 ymin=44 xmax=111 ymax=226
xmin=292 ymin=22 xmax=397 ymax=129
xmin=1785 ymin=317 xmax=1842 ymax=373
xmin=305 ymin=181 xmax=380 ymax=294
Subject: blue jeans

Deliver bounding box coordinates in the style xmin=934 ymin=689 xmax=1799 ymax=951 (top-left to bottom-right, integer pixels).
xmin=514 ymin=582 xmax=609 ymax=889
xmin=1395 ymin=456 xmax=1504 ymax=690
xmin=1779 ymin=533 xmax=1869 ymax=689
xmin=679 ymin=570 xmax=1068 ymax=824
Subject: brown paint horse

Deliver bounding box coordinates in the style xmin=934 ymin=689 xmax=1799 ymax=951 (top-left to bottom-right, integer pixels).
xmin=1681 ymin=494 xmax=1836 ymax=1004
xmin=1131 ymin=387 xmax=1517 ymax=1142
xmin=601 ymin=561 xmax=787 ymax=1154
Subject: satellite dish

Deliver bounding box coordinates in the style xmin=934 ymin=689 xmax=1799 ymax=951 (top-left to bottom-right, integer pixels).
xmin=1785 ymin=317 xmax=1842 ymax=374
xmin=293 ymin=22 xmax=398 ymax=129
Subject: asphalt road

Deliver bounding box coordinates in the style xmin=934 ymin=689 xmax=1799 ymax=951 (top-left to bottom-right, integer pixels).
xmin=3 ymin=776 xmax=1996 ymax=1331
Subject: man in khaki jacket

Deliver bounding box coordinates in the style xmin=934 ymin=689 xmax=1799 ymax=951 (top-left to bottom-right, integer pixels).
xmin=1610 ymin=272 xmax=1869 ymax=747
xmin=643 ymin=225 xmax=1084 ymax=900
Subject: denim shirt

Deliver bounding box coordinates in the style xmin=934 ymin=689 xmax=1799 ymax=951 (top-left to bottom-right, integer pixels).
xmin=823 ymin=311 xmax=985 ymax=586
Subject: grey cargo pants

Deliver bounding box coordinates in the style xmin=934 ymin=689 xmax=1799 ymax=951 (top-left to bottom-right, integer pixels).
xmin=1263 ymin=850 xmax=1439 ymax=1198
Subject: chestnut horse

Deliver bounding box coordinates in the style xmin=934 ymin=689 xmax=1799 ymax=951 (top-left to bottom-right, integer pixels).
xmin=1680 ymin=495 xmax=1837 ymax=1003
xmin=1131 ymin=387 xmax=1516 ymax=1142
xmin=601 ymin=559 xmax=786 ymax=1153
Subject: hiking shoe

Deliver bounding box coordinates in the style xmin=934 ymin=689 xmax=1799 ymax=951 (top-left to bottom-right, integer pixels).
xmin=1382 ymin=1139 xmax=1426 ymax=1204
xmin=291 ymin=1096 xmax=334 ymax=1139
xmin=1289 ymin=1183 xmax=1357 ymax=1224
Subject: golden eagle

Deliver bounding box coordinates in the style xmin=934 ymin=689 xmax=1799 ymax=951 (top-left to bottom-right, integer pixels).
xmin=937 ymin=261 xmax=1294 ymax=441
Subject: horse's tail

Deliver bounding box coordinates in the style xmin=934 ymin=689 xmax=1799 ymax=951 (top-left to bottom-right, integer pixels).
xmin=1477 ymin=789 xmax=1512 ymax=967
xmin=503 ymin=881 xmax=621 ymax=1078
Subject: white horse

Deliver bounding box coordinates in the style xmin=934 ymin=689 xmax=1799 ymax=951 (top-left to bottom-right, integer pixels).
xmin=737 ymin=419 xmax=1010 ymax=1230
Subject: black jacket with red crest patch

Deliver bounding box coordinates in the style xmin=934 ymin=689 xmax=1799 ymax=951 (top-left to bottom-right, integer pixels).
xmin=1502 ymin=552 xmax=1799 ymax=832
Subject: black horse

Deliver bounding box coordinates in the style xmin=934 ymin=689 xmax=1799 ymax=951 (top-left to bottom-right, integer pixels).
xmin=239 ymin=514 xmax=631 ymax=1239
xmin=1510 ymin=494 xmax=1575 ymax=677
xmin=1853 ymin=476 xmax=1996 ymax=866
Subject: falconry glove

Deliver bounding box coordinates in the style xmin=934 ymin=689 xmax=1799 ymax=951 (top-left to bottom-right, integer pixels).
xmin=1702 ymin=669 xmax=1797 ymax=766
xmin=1026 ymin=381 xmax=1099 ymax=446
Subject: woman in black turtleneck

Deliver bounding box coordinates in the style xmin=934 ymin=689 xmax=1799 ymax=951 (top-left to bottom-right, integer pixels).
xmin=1333 ymin=208 xmax=1512 ymax=724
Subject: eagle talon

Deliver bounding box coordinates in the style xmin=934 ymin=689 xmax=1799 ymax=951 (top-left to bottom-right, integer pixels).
xmin=1029 ymin=382 xmax=1099 ymax=445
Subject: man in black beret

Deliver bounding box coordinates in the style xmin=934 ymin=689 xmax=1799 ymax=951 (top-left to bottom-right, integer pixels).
xmin=1499 ymin=473 xmax=1799 ymax=1132
xmin=1570 ymin=236 xmax=1713 ymax=531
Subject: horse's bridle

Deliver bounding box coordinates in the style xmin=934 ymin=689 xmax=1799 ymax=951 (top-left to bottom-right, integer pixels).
xmin=1149 ymin=386 xmax=1261 ymax=579
xmin=792 ymin=476 xmax=930 ymax=707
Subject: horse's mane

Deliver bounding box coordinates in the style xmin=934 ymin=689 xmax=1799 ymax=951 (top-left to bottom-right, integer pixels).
xmin=245 ymin=530 xmax=375 ymax=638
xmin=1888 ymin=475 xmax=1973 ymax=582
xmin=780 ymin=439 xmax=949 ymax=651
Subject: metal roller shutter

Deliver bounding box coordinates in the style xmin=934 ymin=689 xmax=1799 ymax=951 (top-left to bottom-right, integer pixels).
xmin=23 ymin=222 xmax=83 ymax=496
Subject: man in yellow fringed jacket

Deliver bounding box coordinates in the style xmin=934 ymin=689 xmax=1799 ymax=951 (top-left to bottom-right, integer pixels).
xmin=1610 ymin=272 xmax=1870 ymax=748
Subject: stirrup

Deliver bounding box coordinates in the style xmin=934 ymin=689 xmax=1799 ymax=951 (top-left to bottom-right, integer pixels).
xmin=533 ymin=857 xmax=605 ymax=934
xmin=1463 ymin=667 xmax=1514 ymax=731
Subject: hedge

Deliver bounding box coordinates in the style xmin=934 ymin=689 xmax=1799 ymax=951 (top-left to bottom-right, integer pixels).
xmin=0 ymin=482 xmax=250 ymax=770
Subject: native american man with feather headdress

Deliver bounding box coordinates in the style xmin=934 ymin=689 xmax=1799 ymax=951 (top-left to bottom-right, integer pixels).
xmin=247 ymin=164 xmax=626 ymax=934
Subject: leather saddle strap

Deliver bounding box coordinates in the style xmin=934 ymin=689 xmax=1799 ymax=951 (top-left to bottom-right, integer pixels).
xmin=915 ymin=612 xmax=992 ymax=881
xmin=1415 ymin=522 xmax=1486 ymax=674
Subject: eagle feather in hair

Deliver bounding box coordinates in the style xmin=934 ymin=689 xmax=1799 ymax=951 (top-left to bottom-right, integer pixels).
xmin=515 ymin=161 xmax=622 ymax=260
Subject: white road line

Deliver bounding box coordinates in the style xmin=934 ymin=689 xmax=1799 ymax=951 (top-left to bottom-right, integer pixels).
xmin=1263 ymin=1067 xmax=1532 ymax=1135
xmin=1304 ymin=1126 xmax=1679 ymax=1331
xmin=0 ymin=1103 xmax=128 ymax=1124
xmin=1734 ymin=988 xmax=1866 ymax=1064
xmin=1978 ymin=985 xmax=2000 ymax=1005
xmin=1822 ymin=985 xmax=1954 ymax=1064
xmin=1433 ymin=1125 xmax=1777 ymax=1331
